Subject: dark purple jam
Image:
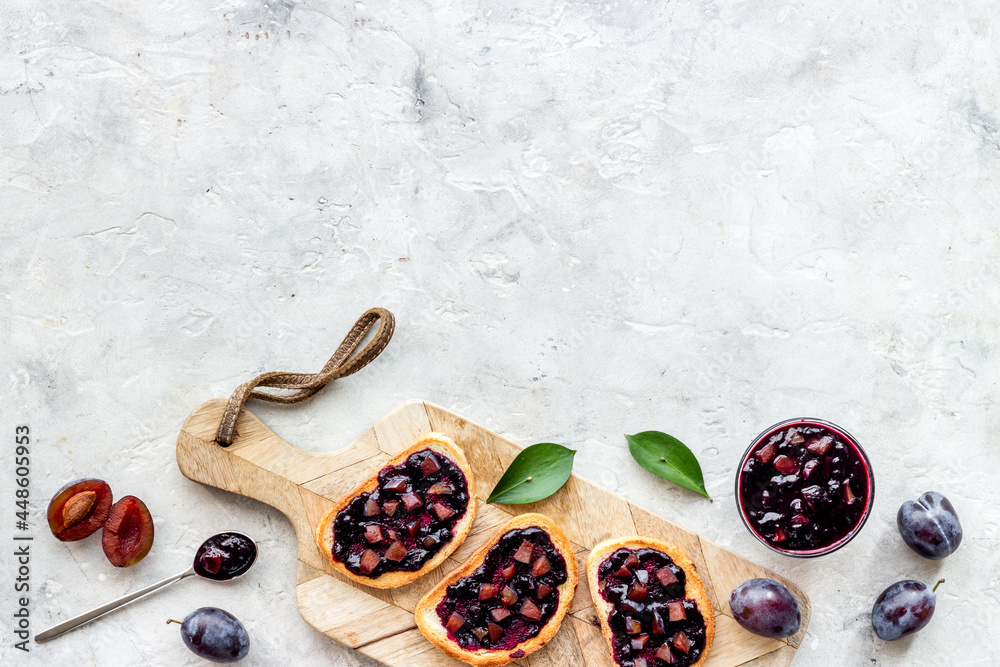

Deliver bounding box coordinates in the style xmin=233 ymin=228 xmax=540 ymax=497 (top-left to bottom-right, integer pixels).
xmin=434 ymin=527 xmax=568 ymax=653
xmin=739 ymin=423 xmax=869 ymax=551
xmin=333 ymin=448 xmax=470 ymax=577
xmin=194 ymin=532 xmax=258 ymax=580
xmin=597 ymin=548 xmax=706 ymax=667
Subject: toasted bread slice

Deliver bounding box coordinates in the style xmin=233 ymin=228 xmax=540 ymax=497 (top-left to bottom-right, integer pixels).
xmin=587 ymin=536 xmax=715 ymax=667
xmin=315 ymin=432 xmax=477 ymax=589
xmin=415 ymin=513 xmax=578 ymax=666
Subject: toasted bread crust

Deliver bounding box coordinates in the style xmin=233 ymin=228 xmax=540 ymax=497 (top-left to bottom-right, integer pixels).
xmin=414 ymin=513 xmax=579 ymax=666
xmin=315 ymin=432 xmax=477 ymax=589
xmin=586 ymin=536 xmax=715 ymax=667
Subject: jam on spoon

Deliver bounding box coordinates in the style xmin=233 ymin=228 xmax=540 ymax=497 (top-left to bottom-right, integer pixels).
xmin=194 ymin=531 xmax=258 ymax=580
xmin=35 ymin=531 xmax=258 ymax=643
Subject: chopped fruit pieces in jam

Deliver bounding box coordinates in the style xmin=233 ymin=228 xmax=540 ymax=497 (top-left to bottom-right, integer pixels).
xmin=333 ymin=449 xmax=470 ymax=577
xmin=420 ymin=454 xmax=442 ymax=476
xmin=359 ymin=549 xmax=380 ymax=574
xmin=806 ymin=435 xmax=833 ymax=455
xmin=598 ymin=548 xmax=707 ymax=667
xmin=433 ymin=503 xmax=456 ymax=520
xmin=651 ymin=610 xmax=665 ymax=634
xmin=628 ymin=583 xmax=648 ymax=602
xmin=435 ymin=527 xmax=568 ymax=652
xmin=740 ymin=423 xmax=869 ymax=551
xmin=513 ymin=540 xmax=535 ymax=563
xmin=772 ymin=455 xmax=799 ymax=475
xmin=491 ymin=608 xmax=511 ymax=623
xmin=656 ymin=568 xmax=678 ymax=586
xmin=402 ymin=493 xmax=424 ymax=511
xmin=532 ymin=555 xmax=552 ymax=577
xmin=656 ymin=645 xmax=676 ymax=663
xmin=520 ymin=599 xmax=543 ymax=621
xmin=384 ymin=540 xmax=408 ymax=561
xmin=383 ymin=477 xmax=408 ymax=492
xmin=446 ymin=613 xmax=466 ymax=633
xmin=756 ymin=441 xmax=777 ymax=464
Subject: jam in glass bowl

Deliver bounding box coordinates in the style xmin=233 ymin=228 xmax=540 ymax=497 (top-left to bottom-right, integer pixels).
xmin=736 ymin=418 xmax=874 ymax=557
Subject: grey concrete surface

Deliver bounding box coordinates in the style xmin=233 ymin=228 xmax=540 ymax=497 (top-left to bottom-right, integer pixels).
xmin=3 ymin=0 xmax=999 ymax=665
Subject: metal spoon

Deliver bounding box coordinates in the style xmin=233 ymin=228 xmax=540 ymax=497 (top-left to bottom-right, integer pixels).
xmin=35 ymin=531 xmax=257 ymax=643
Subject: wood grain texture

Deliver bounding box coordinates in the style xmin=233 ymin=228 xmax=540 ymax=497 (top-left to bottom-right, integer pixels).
xmin=176 ymin=399 xmax=811 ymax=666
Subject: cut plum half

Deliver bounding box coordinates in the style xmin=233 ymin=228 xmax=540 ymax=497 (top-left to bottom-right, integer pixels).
xmin=102 ymin=496 xmax=154 ymax=567
xmin=47 ymin=478 xmax=113 ymax=542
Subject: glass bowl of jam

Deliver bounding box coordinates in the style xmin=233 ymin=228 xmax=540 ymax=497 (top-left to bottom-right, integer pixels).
xmin=736 ymin=418 xmax=874 ymax=557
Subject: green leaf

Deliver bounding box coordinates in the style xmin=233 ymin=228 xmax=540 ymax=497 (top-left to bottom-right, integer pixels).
xmin=487 ymin=443 xmax=576 ymax=504
xmin=626 ymin=431 xmax=711 ymax=500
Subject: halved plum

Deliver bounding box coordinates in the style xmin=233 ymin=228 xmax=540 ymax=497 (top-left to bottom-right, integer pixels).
xmin=102 ymin=496 xmax=154 ymax=567
xmin=47 ymin=478 xmax=113 ymax=542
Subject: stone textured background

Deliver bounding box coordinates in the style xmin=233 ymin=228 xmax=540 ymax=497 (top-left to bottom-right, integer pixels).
xmin=3 ymin=0 xmax=999 ymax=665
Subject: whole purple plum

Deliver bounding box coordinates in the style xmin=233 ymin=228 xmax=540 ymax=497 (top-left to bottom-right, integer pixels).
xmin=872 ymin=579 xmax=942 ymax=641
xmin=729 ymin=578 xmax=801 ymax=638
xmin=897 ymin=491 xmax=962 ymax=560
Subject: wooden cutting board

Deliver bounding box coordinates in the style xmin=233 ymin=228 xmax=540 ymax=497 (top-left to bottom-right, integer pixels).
xmin=176 ymin=399 xmax=810 ymax=667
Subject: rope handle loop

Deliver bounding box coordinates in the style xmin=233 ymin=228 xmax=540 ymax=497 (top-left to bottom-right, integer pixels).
xmin=215 ymin=307 xmax=395 ymax=445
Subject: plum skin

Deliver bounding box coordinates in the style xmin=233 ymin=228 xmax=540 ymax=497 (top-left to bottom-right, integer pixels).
xmin=872 ymin=580 xmax=937 ymax=641
xmin=729 ymin=578 xmax=801 ymax=638
xmin=897 ymin=491 xmax=962 ymax=560
xmin=179 ymin=607 xmax=250 ymax=663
